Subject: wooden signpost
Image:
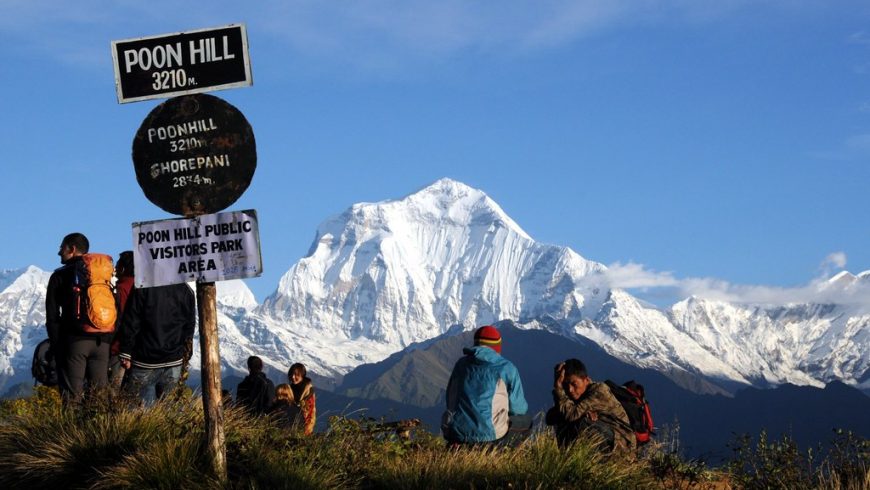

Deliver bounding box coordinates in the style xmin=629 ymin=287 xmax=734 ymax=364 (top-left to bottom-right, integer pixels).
xmin=114 ymin=24 xmax=257 ymax=482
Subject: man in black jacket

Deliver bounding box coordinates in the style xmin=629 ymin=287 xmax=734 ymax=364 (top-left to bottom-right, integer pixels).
xmin=119 ymin=282 xmax=195 ymax=405
xmin=236 ymin=356 xmax=275 ymax=416
xmin=45 ymin=232 xmax=111 ymax=402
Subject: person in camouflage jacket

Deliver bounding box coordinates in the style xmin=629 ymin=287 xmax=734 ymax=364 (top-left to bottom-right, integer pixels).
xmin=546 ymin=358 xmax=636 ymax=455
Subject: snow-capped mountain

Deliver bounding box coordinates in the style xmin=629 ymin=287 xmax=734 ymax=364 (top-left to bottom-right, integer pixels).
xmin=668 ymin=277 xmax=870 ymax=390
xmin=0 ymin=269 xmax=262 ymax=391
xmin=0 ymin=179 xmax=867 ymax=395
xmin=0 ymin=267 xmax=51 ymax=388
xmin=249 ymin=178 xmax=612 ymax=377
xmin=244 ymin=178 xmax=868 ymax=393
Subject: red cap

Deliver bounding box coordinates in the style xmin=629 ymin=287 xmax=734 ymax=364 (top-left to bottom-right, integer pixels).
xmin=474 ymin=325 xmax=502 ymax=354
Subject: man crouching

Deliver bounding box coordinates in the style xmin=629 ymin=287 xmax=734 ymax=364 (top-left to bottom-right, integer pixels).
xmin=546 ymin=358 xmax=636 ymax=455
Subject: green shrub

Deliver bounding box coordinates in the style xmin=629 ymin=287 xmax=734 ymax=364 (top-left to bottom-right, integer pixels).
xmin=817 ymin=429 xmax=870 ymax=490
xmin=727 ymin=429 xmax=870 ymax=490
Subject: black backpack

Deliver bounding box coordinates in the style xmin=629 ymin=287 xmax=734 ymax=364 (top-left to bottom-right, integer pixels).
xmin=32 ymin=338 xmax=58 ymax=387
xmin=605 ymin=379 xmax=654 ymax=445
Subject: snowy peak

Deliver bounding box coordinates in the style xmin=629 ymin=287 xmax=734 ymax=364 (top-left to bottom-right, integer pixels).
xmin=0 ymin=268 xmax=28 ymax=293
xmin=399 ymin=178 xmax=531 ymax=240
xmin=1 ymin=266 xmax=51 ymax=296
xmin=816 ymin=271 xmax=870 ymax=309
xmin=311 ymin=178 xmax=530 ymax=248
xmin=0 ymin=266 xmax=50 ymax=388
xmin=261 ymin=178 xmax=607 ymax=373
xmin=668 ymin=288 xmax=869 ymax=388
xmin=821 ymin=270 xmax=870 ymax=292
xmin=826 ymin=271 xmax=858 ymax=289
xmin=216 ymin=279 xmax=257 ymax=310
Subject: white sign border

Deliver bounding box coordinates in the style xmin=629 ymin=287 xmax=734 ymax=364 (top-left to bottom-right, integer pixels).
xmin=111 ymin=23 xmax=253 ymax=104
xmin=132 ymin=209 xmax=263 ymax=288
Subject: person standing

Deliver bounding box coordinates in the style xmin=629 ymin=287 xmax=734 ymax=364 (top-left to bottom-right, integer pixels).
xmin=119 ymin=282 xmax=196 ymax=406
xmin=288 ymin=363 xmax=316 ymax=435
xmin=441 ymin=325 xmax=529 ymax=445
xmin=108 ymin=251 xmax=134 ymax=388
xmin=45 ymin=232 xmax=111 ymax=402
xmin=237 ymin=356 xmax=276 ymax=416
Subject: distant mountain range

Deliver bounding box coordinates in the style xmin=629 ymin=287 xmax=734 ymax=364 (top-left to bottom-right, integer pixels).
xmin=0 ymin=179 xmax=868 ymax=400
xmin=331 ymin=322 xmax=870 ymax=459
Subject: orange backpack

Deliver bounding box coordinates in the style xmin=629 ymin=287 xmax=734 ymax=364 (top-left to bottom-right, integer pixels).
xmin=72 ymin=253 xmax=117 ymax=334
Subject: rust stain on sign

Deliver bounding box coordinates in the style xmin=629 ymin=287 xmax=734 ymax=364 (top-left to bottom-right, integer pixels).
xmin=132 ymin=94 xmax=257 ymax=216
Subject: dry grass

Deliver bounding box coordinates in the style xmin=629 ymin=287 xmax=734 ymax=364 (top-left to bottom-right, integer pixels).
xmin=0 ymin=388 xmax=865 ymax=489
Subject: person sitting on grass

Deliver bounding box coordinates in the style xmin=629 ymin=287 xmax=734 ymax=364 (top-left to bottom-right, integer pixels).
xmin=546 ymin=358 xmax=636 ymax=455
xmin=270 ymin=383 xmax=302 ymax=430
xmin=236 ymin=356 xmax=276 ymax=416
xmin=441 ymin=325 xmax=529 ymax=446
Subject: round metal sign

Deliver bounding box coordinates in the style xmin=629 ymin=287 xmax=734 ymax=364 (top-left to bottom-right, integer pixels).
xmin=132 ymin=94 xmax=256 ymax=216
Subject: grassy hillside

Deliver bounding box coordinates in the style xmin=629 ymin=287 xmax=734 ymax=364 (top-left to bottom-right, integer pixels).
xmin=0 ymin=387 xmax=866 ymax=489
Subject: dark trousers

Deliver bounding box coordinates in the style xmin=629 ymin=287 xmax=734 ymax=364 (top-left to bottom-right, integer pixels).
xmin=59 ymin=337 xmax=109 ymax=402
xmin=445 ymin=414 xmax=534 ymax=448
xmin=555 ymin=418 xmax=616 ymax=452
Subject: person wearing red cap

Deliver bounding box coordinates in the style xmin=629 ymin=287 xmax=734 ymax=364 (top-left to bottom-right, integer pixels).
xmin=441 ymin=325 xmax=529 ymax=445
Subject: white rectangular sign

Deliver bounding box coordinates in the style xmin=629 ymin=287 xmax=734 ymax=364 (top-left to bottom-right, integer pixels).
xmin=132 ymin=209 xmax=262 ymax=288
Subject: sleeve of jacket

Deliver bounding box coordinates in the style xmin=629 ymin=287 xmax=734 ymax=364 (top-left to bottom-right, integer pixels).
xmin=117 ymin=282 xmax=132 ymax=317
xmin=118 ymin=288 xmax=143 ymax=360
xmin=505 ymin=363 xmax=528 ymax=416
xmin=303 ymin=391 xmax=316 ymax=435
xmin=262 ymin=380 xmax=276 ymax=414
xmin=44 ymin=271 xmax=62 ymax=345
xmin=181 ymin=284 xmax=196 ymax=341
xmin=445 ymin=363 xmax=458 ymax=410
xmin=236 ymin=378 xmax=249 ymax=405
xmin=553 ymin=382 xmax=616 ymax=423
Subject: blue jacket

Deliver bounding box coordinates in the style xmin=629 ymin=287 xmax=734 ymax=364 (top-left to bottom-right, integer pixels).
xmin=442 ymin=346 xmax=528 ymax=443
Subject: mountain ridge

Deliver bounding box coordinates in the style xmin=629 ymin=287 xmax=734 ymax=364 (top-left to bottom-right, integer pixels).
xmin=0 ymin=178 xmax=867 ymax=395
xmin=334 ymin=322 xmax=870 ymax=459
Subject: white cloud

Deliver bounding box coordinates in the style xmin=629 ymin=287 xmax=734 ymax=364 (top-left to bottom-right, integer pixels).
xmin=820 ymin=251 xmax=847 ymax=270
xmin=0 ymin=1 xmax=786 ymax=73
xmin=601 ymin=255 xmax=869 ymax=308
xmin=848 ymin=31 xmax=870 ymax=46
xmin=601 ymin=261 xmax=679 ymax=289
xmin=812 ymin=132 xmax=870 ymax=160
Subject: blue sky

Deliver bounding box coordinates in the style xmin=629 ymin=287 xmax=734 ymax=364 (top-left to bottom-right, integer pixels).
xmin=1 ymin=1 xmax=868 ymax=303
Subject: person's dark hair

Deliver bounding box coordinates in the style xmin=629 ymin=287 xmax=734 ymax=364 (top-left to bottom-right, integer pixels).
xmin=288 ymin=363 xmax=307 ymax=381
xmin=62 ymin=233 xmax=89 ymax=253
xmin=562 ymin=358 xmax=588 ymax=379
xmin=247 ymin=356 xmax=264 ymax=373
xmin=116 ymin=251 xmax=134 ymax=277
